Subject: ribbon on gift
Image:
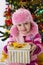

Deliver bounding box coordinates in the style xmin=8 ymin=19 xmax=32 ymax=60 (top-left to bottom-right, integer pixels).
xmin=9 ymin=42 xmax=27 ymax=49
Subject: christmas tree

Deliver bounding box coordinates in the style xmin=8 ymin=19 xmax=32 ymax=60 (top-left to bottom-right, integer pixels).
xmin=0 ymin=0 xmax=43 ymax=42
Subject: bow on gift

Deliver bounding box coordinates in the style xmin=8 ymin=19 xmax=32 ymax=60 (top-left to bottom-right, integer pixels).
xmin=9 ymin=42 xmax=27 ymax=48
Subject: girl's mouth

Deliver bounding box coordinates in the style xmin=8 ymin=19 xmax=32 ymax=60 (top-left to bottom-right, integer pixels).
xmin=22 ymin=29 xmax=27 ymax=32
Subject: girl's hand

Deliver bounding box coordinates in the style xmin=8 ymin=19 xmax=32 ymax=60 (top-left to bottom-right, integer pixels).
xmin=7 ymin=42 xmax=14 ymax=46
xmin=29 ymin=42 xmax=36 ymax=55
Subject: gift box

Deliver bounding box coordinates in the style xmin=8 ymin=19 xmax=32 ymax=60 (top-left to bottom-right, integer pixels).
xmin=7 ymin=43 xmax=31 ymax=64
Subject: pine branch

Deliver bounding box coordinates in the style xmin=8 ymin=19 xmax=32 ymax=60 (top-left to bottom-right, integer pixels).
xmin=0 ymin=31 xmax=4 ymax=34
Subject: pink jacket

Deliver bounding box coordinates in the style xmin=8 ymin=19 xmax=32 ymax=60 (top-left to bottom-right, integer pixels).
xmin=7 ymin=22 xmax=41 ymax=62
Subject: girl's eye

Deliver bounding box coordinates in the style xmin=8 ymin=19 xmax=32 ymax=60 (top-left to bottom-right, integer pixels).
xmin=25 ymin=23 xmax=28 ymax=25
xmin=18 ymin=24 xmax=21 ymax=26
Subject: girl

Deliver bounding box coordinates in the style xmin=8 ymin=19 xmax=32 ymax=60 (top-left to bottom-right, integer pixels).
xmin=0 ymin=8 xmax=42 ymax=65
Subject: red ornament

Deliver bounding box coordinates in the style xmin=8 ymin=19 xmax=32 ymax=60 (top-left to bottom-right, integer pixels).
xmin=38 ymin=22 xmax=43 ymax=30
xmin=5 ymin=19 xmax=12 ymax=26
xmin=38 ymin=64 xmax=43 ymax=65
xmin=4 ymin=6 xmax=11 ymax=17
xmin=32 ymin=14 xmax=36 ymax=20
xmin=4 ymin=11 xmax=11 ymax=17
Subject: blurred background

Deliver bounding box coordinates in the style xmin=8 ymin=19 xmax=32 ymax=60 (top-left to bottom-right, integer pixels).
xmin=0 ymin=0 xmax=9 ymax=53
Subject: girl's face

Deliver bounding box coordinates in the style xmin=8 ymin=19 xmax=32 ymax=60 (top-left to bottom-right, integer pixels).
xmin=17 ymin=22 xmax=31 ymax=35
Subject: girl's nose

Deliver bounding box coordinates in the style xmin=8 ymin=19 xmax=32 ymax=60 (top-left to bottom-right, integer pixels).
xmin=22 ymin=24 xmax=25 ymax=29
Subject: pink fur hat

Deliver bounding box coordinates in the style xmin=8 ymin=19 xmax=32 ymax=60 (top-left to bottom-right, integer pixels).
xmin=12 ymin=8 xmax=35 ymax=25
xmin=10 ymin=8 xmax=38 ymax=37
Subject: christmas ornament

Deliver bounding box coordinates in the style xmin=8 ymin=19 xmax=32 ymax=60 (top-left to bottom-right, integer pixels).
xmin=5 ymin=18 xmax=12 ymax=26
